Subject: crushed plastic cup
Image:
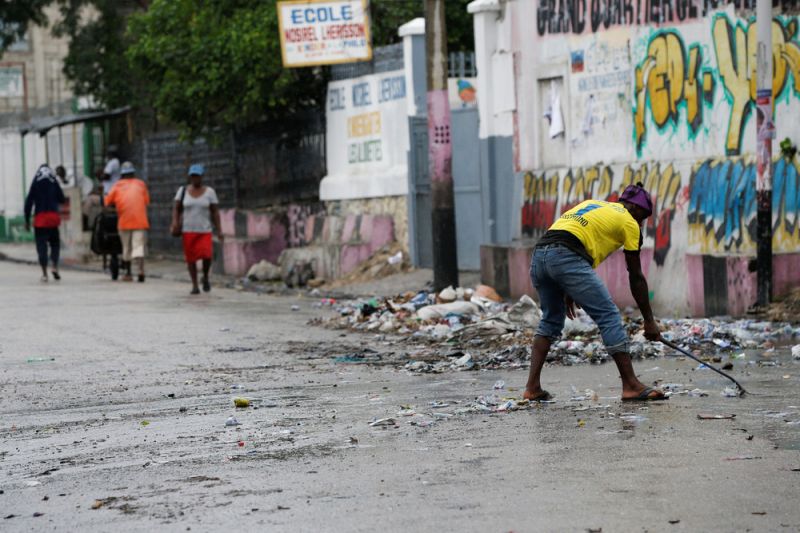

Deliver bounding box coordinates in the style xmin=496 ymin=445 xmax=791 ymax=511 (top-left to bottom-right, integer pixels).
xmin=225 ymin=416 xmax=241 ymax=427
xmin=26 ymin=357 xmax=55 ymax=363
xmin=493 ymin=380 xmax=506 ymax=390
xmin=721 ymin=386 xmax=740 ymax=397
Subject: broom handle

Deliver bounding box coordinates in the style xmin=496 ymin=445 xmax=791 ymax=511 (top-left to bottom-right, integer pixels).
xmin=660 ymin=338 xmax=748 ymax=394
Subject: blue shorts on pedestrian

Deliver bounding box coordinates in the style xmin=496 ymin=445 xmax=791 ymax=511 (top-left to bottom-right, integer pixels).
xmin=530 ymin=244 xmax=628 ymax=354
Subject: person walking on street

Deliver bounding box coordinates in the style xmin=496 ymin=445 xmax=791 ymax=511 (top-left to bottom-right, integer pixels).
xmin=525 ymin=182 xmax=667 ymax=403
xmin=24 ymin=165 xmax=66 ymax=282
xmin=171 ymin=164 xmax=223 ymax=295
xmin=104 ymin=162 xmax=150 ymax=282
xmin=101 ymin=146 xmax=121 ymax=196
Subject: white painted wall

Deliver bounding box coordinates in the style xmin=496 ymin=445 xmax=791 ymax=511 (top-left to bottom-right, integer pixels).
xmin=0 ymin=126 xmax=88 ymax=219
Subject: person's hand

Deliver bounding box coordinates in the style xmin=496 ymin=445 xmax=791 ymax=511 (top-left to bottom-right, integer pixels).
xmin=24 ymin=222 xmax=30 ymax=232
xmin=643 ymin=319 xmax=662 ymax=342
xmin=564 ymin=294 xmax=581 ymax=319
xmin=216 ymin=231 xmax=224 ymax=243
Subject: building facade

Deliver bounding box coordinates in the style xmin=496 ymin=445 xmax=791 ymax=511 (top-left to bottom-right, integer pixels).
xmin=474 ymin=0 xmax=800 ymax=316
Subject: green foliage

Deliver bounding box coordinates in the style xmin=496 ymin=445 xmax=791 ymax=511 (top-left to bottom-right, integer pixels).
xmin=52 ymin=0 xmax=137 ymax=109
xmin=4 ymin=0 xmax=477 ymax=140
xmin=370 ymin=0 xmax=474 ymax=52
xmin=126 ymin=0 xmax=325 ymax=140
xmin=780 ymin=137 xmax=797 ymax=160
xmin=0 ymin=0 xmax=51 ymax=51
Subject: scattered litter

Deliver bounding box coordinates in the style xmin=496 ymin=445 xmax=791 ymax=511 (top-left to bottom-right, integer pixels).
xmin=792 ymin=345 xmax=800 ymax=360
xmin=312 ymin=288 xmax=800 ymax=373
xmin=387 ymin=251 xmax=403 ymax=265
xmin=140 ymin=420 xmax=150 ymax=426
xmin=246 ymin=259 xmax=281 ymax=281
xmin=233 ymin=397 xmax=250 ymax=408
xmin=291 ymin=305 xmax=300 ymax=312
xmin=619 ymin=414 xmax=648 ymax=424
xmin=721 ymin=386 xmax=740 ymax=398
xmin=225 ymin=416 xmax=241 ymax=427
xmin=697 ymin=413 xmax=736 ymax=420
xmin=493 ymin=380 xmax=506 ymax=390
xmin=219 ymin=327 xmax=231 ymax=332
xmin=369 ymin=417 xmax=397 ymax=427
xmin=26 ymin=357 xmax=55 ymax=363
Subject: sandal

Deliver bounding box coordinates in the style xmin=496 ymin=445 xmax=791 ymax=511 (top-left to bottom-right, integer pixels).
xmin=621 ymin=387 xmax=668 ymax=402
xmin=524 ymin=390 xmax=554 ymax=402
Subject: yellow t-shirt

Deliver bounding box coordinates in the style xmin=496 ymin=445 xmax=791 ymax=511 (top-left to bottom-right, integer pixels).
xmin=548 ymin=200 xmax=642 ymax=268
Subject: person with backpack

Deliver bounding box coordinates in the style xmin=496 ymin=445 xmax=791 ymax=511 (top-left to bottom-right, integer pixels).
xmin=170 ymin=164 xmax=222 ymax=294
xmin=24 ymin=165 xmax=66 ymax=282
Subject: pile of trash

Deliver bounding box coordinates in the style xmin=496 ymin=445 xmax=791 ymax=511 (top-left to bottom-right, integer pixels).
xmin=314 ymin=284 xmax=800 ymax=369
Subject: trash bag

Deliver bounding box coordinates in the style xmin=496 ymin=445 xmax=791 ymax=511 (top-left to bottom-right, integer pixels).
xmin=90 ymin=211 xmax=122 ymax=256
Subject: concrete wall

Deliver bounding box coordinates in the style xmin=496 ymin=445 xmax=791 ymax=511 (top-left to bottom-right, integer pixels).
xmin=486 ymin=0 xmax=800 ymax=316
xmin=0 ymin=4 xmax=75 ymax=124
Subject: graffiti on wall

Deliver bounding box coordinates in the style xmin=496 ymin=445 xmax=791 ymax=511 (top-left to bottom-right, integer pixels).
xmin=531 ymin=0 xmax=800 ymax=36
xmin=521 ymin=162 xmax=684 ymax=265
xmin=622 ymin=163 xmax=684 ymax=264
xmin=522 ymin=171 xmax=560 ymax=236
xmin=688 ymin=156 xmax=800 ymax=253
xmin=633 ymin=31 xmax=715 ymax=151
xmin=633 ymin=15 xmax=800 ymax=155
xmin=712 ymin=15 xmax=800 ymax=155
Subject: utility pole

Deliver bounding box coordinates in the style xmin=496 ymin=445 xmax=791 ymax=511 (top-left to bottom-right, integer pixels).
xmin=425 ymin=0 xmax=459 ymax=291
xmin=755 ymin=0 xmax=774 ymax=308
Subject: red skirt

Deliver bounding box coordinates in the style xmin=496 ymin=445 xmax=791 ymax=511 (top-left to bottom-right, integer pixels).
xmin=182 ymin=232 xmax=213 ymax=263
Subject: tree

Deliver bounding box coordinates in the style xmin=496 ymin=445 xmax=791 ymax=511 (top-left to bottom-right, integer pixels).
xmin=52 ymin=0 xmax=143 ymax=109
xmin=4 ymin=0 xmax=477 ymax=140
xmin=0 ymin=1 xmax=51 ymax=51
xmin=126 ymin=0 xmax=324 ymax=141
xmin=369 ymin=0 xmax=474 ymax=52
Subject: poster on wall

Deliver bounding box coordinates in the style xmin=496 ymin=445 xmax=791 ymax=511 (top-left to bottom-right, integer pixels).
xmin=0 ymin=66 xmax=24 ymax=98
xmin=277 ymin=0 xmax=372 ymax=67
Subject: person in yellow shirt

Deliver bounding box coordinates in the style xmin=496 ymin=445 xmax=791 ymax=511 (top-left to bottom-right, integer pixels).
xmin=524 ymin=182 xmax=666 ymax=402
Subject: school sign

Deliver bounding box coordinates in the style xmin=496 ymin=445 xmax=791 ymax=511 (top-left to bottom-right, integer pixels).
xmin=277 ymin=0 xmax=372 ymax=67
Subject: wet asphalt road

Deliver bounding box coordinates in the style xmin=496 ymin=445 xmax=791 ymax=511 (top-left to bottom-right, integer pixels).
xmin=1 ymin=261 xmax=799 ymax=532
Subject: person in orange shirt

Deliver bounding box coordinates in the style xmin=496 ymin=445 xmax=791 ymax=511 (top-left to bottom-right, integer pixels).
xmin=104 ymin=162 xmax=150 ymax=282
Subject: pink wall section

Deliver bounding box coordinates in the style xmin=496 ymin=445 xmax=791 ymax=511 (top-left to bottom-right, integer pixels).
xmin=596 ymin=250 xmax=653 ymax=310
xmin=686 ymin=254 xmax=705 ymax=317
xmin=726 ymin=258 xmax=757 ymax=317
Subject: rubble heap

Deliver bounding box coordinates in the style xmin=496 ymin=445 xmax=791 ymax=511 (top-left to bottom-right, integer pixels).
xmin=311 ymin=285 xmax=800 ymax=371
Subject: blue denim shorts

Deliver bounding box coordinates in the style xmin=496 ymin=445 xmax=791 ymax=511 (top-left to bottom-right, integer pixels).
xmin=530 ymin=244 xmax=629 ymax=354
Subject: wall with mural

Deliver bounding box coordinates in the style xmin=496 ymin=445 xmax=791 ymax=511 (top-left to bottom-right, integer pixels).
xmin=510 ymin=0 xmax=800 ymax=315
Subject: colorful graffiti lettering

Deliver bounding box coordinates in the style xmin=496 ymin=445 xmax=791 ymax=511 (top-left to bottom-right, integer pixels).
xmin=534 ymin=0 xmax=779 ymax=36
xmin=522 ymin=171 xmax=559 ymax=236
xmin=286 ymin=203 xmax=325 ymax=248
xmin=521 ymin=163 xmax=681 ymax=265
xmin=712 ymin=15 xmax=800 ymax=155
xmin=561 ymin=165 xmax=615 ymax=212
xmin=688 ymin=156 xmax=800 ymax=252
xmin=633 ymin=31 xmax=715 ymax=152
xmin=622 ymin=163 xmax=682 ymax=265
xmin=634 ymin=15 xmax=800 ymax=156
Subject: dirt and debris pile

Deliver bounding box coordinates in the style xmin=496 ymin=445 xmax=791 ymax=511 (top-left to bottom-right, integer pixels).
xmin=311 ymin=285 xmax=800 ymax=370
xmin=324 ymin=243 xmax=412 ymax=289
xmin=767 ymin=287 xmax=800 ymax=323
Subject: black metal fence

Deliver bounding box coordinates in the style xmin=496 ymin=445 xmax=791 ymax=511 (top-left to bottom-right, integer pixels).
xmin=135 ymin=114 xmax=326 ymax=255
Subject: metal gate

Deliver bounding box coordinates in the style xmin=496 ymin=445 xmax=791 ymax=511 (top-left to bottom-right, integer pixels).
xmin=407 ymin=107 xmax=485 ymax=270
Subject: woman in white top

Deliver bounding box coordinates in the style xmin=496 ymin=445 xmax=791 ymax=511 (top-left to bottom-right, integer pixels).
xmin=170 ymin=164 xmax=223 ymax=294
